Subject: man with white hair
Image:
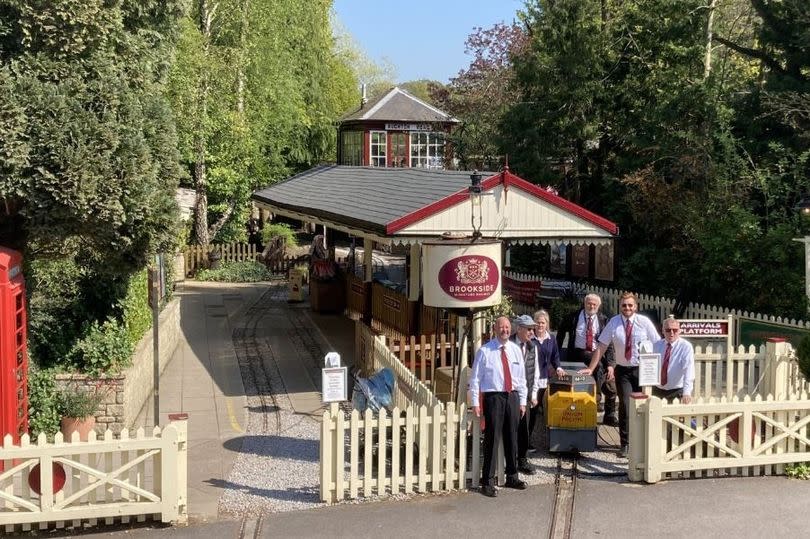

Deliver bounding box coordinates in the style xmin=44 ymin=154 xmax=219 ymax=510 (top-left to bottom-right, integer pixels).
xmin=557 ymin=293 xmax=617 ymax=425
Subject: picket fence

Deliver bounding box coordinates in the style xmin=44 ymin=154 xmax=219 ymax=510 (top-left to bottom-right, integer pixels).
xmin=0 ymin=421 xmax=187 ymax=532
xmin=629 ymin=340 xmax=810 ymax=483
xmin=502 ymin=270 xmax=810 ymax=335
xmin=320 ymin=404 xmax=500 ymax=503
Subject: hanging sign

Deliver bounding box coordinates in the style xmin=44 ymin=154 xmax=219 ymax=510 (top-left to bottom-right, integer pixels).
xmin=678 ymin=319 xmax=729 ymax=338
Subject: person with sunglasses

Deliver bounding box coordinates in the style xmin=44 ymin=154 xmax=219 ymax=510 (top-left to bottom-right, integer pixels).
xmin=579 ymin=291 xmax=660 ymax=458
xmin=652 ymin=318 xmax=694 ymax=403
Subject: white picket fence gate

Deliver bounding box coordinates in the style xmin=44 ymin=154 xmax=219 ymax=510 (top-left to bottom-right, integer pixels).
xmin=629 ymin=340 xmax=810 ymax=483
xmin=0 ymin=420 xmax=187 ymax=533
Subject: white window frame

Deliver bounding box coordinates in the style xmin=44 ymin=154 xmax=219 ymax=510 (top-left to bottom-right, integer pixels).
xmin=410 ymin=131 xmax=444 ymax=169
xmin=369 ymin=131 xmax=387 ymax=167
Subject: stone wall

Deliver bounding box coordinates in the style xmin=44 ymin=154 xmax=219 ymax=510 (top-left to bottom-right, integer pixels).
xmin=54 ymin=298 xmax=181 ymax=434
xmin=123 ymin=297 xmax=181 ymax=428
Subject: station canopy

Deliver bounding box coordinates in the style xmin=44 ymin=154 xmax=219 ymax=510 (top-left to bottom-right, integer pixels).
xmin=251 ymin=165 xmax=618 ymax=247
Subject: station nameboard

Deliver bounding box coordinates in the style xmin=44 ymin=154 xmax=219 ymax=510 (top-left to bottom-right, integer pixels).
xmin=678 ymin=319 xmax=729 ymax=338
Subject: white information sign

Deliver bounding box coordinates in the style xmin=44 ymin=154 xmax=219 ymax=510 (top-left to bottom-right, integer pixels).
xmin=322 ymin=367 xmax=347 ymax=403
xmin=638 ymin=353 xmax=661 ymax=387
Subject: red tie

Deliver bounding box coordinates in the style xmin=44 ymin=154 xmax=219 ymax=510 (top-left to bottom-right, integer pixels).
xmin=585 ymin=315 xmax=593 ymax=351
xmin=501 ymin=346 xmax=512 ymax=392
xmin=661 ymin=343 xmax=672 ymax=386
xmin=624 ymin=318 xmax=633 ymax=361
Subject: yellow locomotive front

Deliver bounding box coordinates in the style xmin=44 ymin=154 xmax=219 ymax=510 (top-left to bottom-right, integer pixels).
xmin=544 ymin=370 xmax=598 ymax=452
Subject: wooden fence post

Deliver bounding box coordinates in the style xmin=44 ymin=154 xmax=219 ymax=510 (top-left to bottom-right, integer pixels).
xmin=644 ymin=396 xmax=663 ymax=483
xmin=627 ymin=393 xmax=649 ymax=482
xmin=765 ymin=338 xmax=790 ymax=399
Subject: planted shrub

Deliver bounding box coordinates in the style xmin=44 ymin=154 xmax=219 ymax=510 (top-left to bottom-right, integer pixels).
xmin=196 ymin=260 xmax=275 ymax=282
xmin=71 ymin=319 xmax=133 ymax=376
xmin=27 ymin=367 xmax=61 ymax=438
xmin=261 ymin=223 xmax=298 ymax=249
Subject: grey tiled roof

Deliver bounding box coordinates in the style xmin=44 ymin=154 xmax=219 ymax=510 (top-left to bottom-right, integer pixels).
xmin=252 ymin=165 xmax=489 ymax=235
xmin=340 ymin=87 xmax=458 ymax=123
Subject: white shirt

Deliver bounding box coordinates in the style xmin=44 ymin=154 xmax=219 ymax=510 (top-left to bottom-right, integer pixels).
xmin=574 ymin=311 xmax=600 ymax=351
xmin=652 ymin=337 xmax=695 ymax=396
xmin=469 ymin=338 xmax=528 ymax=406
xmin=598 ymin=314 xmax=661 ymax=367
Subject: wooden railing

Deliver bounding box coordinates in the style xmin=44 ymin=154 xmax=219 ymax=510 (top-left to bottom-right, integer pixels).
xmin=357 ymin=323 xmax=440 ymax=412
xmin=345 ymin=273 xmax=367 ymax=320
xmin=0 ymin=420 xmax=187 ymax=533
xmin=320 ymin=404 xmax=503 ymax=503
xmin=381 ymin=333 xmax=458 ymax=384
xmin=370 ymin=283 xmax=414 ymax=337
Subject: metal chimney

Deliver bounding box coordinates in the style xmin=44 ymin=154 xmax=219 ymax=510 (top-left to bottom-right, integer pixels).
xmin=361 ymin=83 xmax=367 ymax=107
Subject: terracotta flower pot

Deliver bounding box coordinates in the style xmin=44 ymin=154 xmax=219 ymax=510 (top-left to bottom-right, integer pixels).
xmin=60 ymin=416 xmax=96 ymax=442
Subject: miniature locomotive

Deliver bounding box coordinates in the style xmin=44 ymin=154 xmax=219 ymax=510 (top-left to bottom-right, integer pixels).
xmin=544 ymin=367 xmax=598 ymax=452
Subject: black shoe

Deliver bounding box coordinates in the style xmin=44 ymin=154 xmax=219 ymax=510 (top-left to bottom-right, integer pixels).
xmin=603 ymin=415 xmax=618 ymax=427
xmin=481 ymin=484 xmax=497 ymax=497
xmin=618 ymin=445 xmax=628 ymax=459
xmin=518 ymin=458 xmax=536 ymax=475
xmin=504 ymin=478 xmax=527 ymax=490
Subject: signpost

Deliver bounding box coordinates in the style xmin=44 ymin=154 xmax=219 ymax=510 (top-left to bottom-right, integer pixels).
xmin=147 ymin=254 xmax=165 ymax=426
xmin=321 ymin=353 xmax=347 ymax=415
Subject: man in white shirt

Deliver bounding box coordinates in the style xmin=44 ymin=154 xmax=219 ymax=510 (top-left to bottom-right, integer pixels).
xmin=652 ymin=318 xmax=695 ymax=403
xmin=579 ymin=292 xmax=661 ymax=458
xmin=470 ymin=316 xmax=528 ymax=497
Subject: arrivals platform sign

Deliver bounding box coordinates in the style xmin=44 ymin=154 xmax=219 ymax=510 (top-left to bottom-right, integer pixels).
xmin=677 ymin=319 xmax=729 ymax=338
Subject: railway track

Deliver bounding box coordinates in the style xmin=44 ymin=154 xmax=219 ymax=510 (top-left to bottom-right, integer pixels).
xmin=548 ymin=454 xmax=578 ymax=539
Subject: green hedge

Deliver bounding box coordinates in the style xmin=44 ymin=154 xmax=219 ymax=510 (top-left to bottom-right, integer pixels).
xmin=196 ymin=260 xmax=276 ymax=282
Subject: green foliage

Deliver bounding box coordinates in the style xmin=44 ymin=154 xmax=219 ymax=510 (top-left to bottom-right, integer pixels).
xmin=56 ymin=383 xmax=107 ymax=419
xmin=27 ymin=368 xmax=61 ymax=438
xmin=196 ymin=261 xmax=275 ymax=282
xmin=70 ymin=319 xmax=134 ymax=376
xmin=261 ymin=223 xmax=298 ymax=248
xmin=786 ymin=462 xmax=810 ymax=480
xmin=796 ymin=332 xmax=810 ymax=382
xmin=549 ymin=298 xmax=581 ymax=332
xmin=119 ymin=269 xmax=152 ymax=352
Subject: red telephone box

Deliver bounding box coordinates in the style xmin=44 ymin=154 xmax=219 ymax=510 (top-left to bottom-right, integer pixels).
xmin=0 ymin=246 xmax=28 ymax=444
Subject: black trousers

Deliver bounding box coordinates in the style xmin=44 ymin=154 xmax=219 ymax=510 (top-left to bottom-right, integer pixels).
xmin=615 ymin=365 xmax=640 ymax=446
xmin=482 ymin=391 xmax=520 ymax=485
xmin=517 ymin=388 xmax=545 ymax=459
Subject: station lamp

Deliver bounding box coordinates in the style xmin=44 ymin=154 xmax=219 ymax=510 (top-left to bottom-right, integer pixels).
xmin=469 ymin=170 xmax=483 ymax=240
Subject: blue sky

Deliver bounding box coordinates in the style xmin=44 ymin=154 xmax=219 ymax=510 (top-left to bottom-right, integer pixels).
xmin=333 ymin=0 xmax=525 ymax=84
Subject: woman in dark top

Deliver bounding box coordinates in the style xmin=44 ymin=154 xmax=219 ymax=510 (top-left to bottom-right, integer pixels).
xmin=532 ymin=309 xmax=566 ymax=395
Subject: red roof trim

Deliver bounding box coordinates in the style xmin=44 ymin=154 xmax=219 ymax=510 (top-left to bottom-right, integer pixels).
xmin=386 ymin=171 xmax=619 ymax=235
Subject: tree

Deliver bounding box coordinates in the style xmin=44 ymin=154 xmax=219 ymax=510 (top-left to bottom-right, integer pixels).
xmin=169 ymin=0 xmax=359 ymax=244
xmin=0 ymin=0 xmax=185 ymax=365
xmin=432 ymin=22 xmax=527 ymax=171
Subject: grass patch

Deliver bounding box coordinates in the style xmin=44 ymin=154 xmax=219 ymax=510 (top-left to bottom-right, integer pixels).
xmin=786 ymin=462 xmax=810 ymax=480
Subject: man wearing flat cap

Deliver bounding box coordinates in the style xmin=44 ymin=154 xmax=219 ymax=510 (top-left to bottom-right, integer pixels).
xmin=510 ymin=314 xmax=541 ymax=474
